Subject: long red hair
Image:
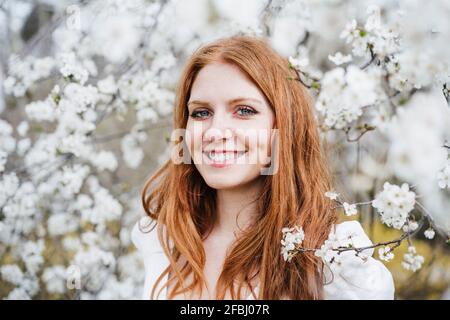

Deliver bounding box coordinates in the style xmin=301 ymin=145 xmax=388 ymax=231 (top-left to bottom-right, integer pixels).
xmin=140 ymin=35 xmax=338 ymax=299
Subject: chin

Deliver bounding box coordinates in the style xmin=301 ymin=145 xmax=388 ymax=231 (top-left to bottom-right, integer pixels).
xmin=199 ymin=168 xmax=261 ymax=190
xmin=205 ymin=181 xmax=240 ymax=190
xmin=201 ymin=175 xmax=241 ymax=190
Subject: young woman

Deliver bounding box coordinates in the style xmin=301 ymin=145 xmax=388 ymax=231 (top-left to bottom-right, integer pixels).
xmin=131 ymin=35 xmax=395 ymax=300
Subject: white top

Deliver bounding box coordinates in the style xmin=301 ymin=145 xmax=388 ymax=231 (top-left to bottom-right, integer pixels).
xmin=131 ymin=218 xmax=395 ymax=300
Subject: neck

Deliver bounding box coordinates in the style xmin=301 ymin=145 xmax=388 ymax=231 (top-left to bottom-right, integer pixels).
xmin=214 ymin=177 xmax=264 ymax=238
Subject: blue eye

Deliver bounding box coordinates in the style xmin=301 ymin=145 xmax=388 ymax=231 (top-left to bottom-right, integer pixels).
xmin=189 ymin=109 xmax=211 ymax=119
xmin=237 ymin=106 xmax=257 ymax=116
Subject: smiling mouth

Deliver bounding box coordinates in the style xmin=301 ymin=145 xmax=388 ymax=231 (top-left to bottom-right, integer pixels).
xmin=202 ymin=151 xmax=248 ymax=165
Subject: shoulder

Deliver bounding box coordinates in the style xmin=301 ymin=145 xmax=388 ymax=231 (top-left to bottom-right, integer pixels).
xmin=322 ymin=220 xmax=395 ymax=300
xmin=131 ymin=216 xmax=164 ymax=258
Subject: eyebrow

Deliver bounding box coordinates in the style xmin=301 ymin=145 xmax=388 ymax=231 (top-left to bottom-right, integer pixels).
xmin=187 ymin=97 xmax=263 ymax=107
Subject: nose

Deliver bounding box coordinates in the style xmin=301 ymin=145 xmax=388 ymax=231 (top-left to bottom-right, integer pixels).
xmin=203 ymin=111 xmax=234 ymax=143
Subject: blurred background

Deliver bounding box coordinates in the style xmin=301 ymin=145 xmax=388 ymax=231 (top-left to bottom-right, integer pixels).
xmin=0 ymin=0 xmax=449 ymax=299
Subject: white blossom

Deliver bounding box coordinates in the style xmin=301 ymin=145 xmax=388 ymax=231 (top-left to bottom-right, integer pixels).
xmin=343 ymin=202 xmax=358 ymax=216
xmin=315 ymin=66 xmax=382 ymax=129
xmin=57 ymin=164 xmax=90 ymax=199
xmin=0 ymin=150 xmax=7 ymax=173
xmin=0 ymin=172 xmax=20 ymax=208
xmin=288 ymin=56 xmax=309 ymax=69
xmin=42 ymin=266 xmax=68 ymax=294
xmin=25 ymin=100 xmax=57 ymax=122
xmin=72 ymin=246 xmax=116 ymax=292
xmin=402 ymin=220 xmax=419 ymax=233
xmin=378 ymin=246 xmax=395 ymax=262
xmin=281 ymin=226 xmax=305 ymax=262
xmin=121 ymin=131 xmax=146 ymax=169
xmin=424 ymin=228 xmax=435 ymax=240
xmin=47 ymin=213 xmax=79 ymax=237
xmin=372 ymin=182 xmax=416 ymax=229
xmin=314 ymin=221 xmax=374 ymax=274
xmin=62 ymin=237 xmax=82 ymax=252
xmin=119 ymin=72 xmax=174 ymax=118
xmin=80 ymin=177 xmax=123 ymax=225
xmin=97 ymin=75 xmax=118 ymax=95
xmin=58 ymin=52 xmax=89 ymax=85
xmin=97 ymin=276 xmax=136 ymax=300
xmin=20 ymin=240 xmax=45 ymax=275
xmin=437 ymin=159 xmax=450 ymax=189
xmin=17 ymin=121 xmax=29 ymax=137
xmin=1 ymin=265 xmax=24 ymax=286
xmin=89 ymin=150 xmax=118 ymax=172
xmin=340 ymin=19 xmax=358 ymax=44
xmin=57 ymin=134 xmax=91 ymax=157
xmin=17 ymin=138 xmax=31 ymax=156
xmin=5 ymin=287 xmax=31 ymax=300
xmin=340 ymin=6 xmax=400 ymax=59
xmin=401 ymin=246 xmax=424 ymax=272
xmin=90 ymin=13 xmax=143 ymax=64
xmin=0 ymin=119 xmax=16 ymax=154
xmin=328 ymin=52 xmax=352 ymax=66
xmin=325 ymin=191 xmax=339 ymax=201
xmin=3 ymin=55 xmax=55 ymax=97
xmin=1 ymin=181 xmax=40 ymax=240
xmin=61 ymin=83 xmax=100 ymax=114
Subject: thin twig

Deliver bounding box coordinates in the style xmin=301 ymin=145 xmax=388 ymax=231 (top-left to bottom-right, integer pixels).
xmin=343 ymin=124 xmax=376 ymax=143
xmin=294 ymin=215 xmax=425 ymax=256
xmin=360 ymin=45 xmax=376 ymax=70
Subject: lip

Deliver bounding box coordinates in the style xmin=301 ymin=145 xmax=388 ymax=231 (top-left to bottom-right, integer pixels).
xmin=204 ymin=150 xmax=247 ymax=153
xmin=202 ymin=150 xmax=248 ymax=168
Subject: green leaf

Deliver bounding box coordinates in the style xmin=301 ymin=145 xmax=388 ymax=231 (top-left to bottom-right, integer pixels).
xmin=311 ymin=81 xmax=321 ymax=90
xmin=399 ymin=97 xmax=409 ymax=105
xmin=52 ymin=94 xmax=61 ymax=105
xmin=359 ymin=30 xmax=368 ymax=37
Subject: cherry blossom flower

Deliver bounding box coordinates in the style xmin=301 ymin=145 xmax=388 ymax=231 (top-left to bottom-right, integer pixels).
xmin=343 ymin=202 xmax=358 ymax=216
xmin=328 ymin=52 xmax=352 ymax=66
xmin=378 ymin=246 xmax=395 ymax=262
xmin=424 ymin=228 xmax=436 ymax=240
xmin=325 ymin=191 xmax=339 ymax=201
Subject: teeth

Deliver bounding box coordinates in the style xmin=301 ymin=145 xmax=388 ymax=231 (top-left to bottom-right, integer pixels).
xmin=205 ymin=151 xmax=246 ymax=162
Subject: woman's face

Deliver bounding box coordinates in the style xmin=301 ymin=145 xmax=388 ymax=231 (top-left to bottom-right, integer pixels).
xmin=185 ymin=62 xmax=276 ymax=190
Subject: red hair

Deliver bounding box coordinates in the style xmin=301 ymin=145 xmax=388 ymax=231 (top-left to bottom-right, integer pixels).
xmin=141 ymin=35 xmax=338 ymax=299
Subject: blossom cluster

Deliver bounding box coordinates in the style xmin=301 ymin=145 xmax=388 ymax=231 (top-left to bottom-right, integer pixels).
xmin=372 ymin=182 xmax=416 ymax=230
xmin=283 ymin=181 xmax=441 ymax=276
xmin=280 ymin=226 xmax=305 ymax=262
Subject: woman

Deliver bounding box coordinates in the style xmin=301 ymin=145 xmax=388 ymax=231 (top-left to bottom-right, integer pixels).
xmin=132 ymin=35 xmax=394 ymax=300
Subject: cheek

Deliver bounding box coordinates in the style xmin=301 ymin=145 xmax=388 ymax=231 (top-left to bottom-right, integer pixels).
xmin=185 ymin=121 xmax=204 ymax=149
xmin=259 ymin=131 xmax=273 ymax=165
xmin=248 ymin=120 xmax=275 ymax=164
xmin=235 ymin=130 xmax=270 ymax=167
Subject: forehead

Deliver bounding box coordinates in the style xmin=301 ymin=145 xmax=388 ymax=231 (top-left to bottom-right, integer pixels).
xmin=189 ymin=62 xmax=266 ymax=103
